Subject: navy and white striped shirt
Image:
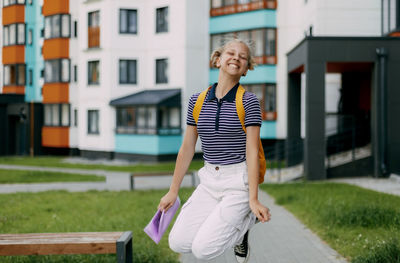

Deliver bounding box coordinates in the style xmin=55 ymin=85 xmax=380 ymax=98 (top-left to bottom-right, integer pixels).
xmin=187 ymin=83 xmax=262 ymax=165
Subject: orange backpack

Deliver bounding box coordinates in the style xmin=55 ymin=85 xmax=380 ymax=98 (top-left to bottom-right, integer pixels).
xmin=192 ymin=85 xmax=266 ymax=184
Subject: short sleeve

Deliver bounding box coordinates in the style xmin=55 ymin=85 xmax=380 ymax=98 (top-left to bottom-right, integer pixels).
xmin=186 ymin=92 xmax=201 ymax=126
xmin=243 ymin=92 xmax=262 ymax=127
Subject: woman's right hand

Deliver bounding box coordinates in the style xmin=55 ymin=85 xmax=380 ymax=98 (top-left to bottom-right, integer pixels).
xmin=158 ymin=190 xmax=178 ymax=212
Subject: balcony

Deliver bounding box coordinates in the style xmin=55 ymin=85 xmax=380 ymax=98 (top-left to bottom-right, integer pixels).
xmin=210 ymin=0 xmax=276 ymax=17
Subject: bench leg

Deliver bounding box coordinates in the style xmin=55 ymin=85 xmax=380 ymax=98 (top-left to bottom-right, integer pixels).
xmin=130 ymin=174 xmax=135 ymax=191
xmin=117 ymin=231 xmax=133 ymax=263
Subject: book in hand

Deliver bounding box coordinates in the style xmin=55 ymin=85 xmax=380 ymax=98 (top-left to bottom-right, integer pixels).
xmin=144 ymin=197 xmax=181 ymax=244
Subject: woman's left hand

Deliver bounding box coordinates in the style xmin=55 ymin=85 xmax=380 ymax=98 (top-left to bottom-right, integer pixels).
xmin=249 ymin=199 xmax=271 ymax=223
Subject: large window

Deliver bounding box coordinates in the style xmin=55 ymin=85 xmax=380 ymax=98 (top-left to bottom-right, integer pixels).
xmin=210 ymin=28 xmax=277 ymax=64
xmin=44 ymin=14 xmax=70 ymax=39
xmin=3 ymin=64 xmax=25 ymax=86
xmin=88 ymin=110 xmax=99 ymax=134
xmin=116 ymin=106 xmax=180 ymax=135
xmin=88 ymin=11 xmax=100 ymax=48
xmin=119 ymin=60 xmax=137 ymax=84
xmin=156 ymin=59 xmax=168 ymax=84
xmin=120 ymin=9 xmax=137 ymax=34
xmin=156 ymin=7 xmax=168 ymax=33
xmin=44 ymin=59 xmax=70 ymax=83
xmin=88 ymin=61 xmax=100 ymax=85
xmin=243 ymin=84 xmax=276 ymax=120
xmin=3 ymin=0 xmax=25 ymax=6
xmin=44 ymin=104 xmax=70 ymax=126
xmin=3 ymin=24 xmax=25 ymax=46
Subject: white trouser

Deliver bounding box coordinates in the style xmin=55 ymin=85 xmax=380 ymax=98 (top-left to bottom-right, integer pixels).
xmin=169 ymin=161 xmax=256 ymax=261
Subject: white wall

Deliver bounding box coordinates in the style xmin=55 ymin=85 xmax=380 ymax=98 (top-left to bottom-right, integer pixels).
xmin=276 ymin=0 xmax=381 ymax=139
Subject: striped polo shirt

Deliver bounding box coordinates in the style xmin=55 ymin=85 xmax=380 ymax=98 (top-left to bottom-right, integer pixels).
xmin=187 ymin=83 xmax=262 ymax=165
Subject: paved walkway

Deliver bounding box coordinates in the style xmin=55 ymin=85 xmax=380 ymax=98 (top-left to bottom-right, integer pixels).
xmin=180 ymin=190 xmax=347 ymax=263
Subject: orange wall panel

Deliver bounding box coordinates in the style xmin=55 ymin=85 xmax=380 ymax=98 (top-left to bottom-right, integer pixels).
xmin=42 ymin=83 xmax=69 ymax=103
xmin=42 ymin=126 xmax=69 ymax=148
xmin=2 ymin=5 xmax=25 ymax=25
xmin=2 ymin=46 xmax=25 ymax=64
xmin=43 ymin=39 xmax=69 ymax=60
xmin=43 ymin=0 xmax=69 ymax=16
xmin=2 ymin=86 xmax=25 ymax=94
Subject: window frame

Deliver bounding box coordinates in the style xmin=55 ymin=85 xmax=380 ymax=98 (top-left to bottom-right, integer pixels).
xmin=44 ymin=58 xmax=70 ymax=84
xmin=44 ymin=14 xmax=71 ymax=39
xmin=3 ymin=23 xmax=26 ymax=46
xmin=43 ymin=104 xmax=71 ymax=127
xmin=3 ymin=64 xmax=26 ymax=86
xmin=155 ymin=58 xmax=168 ymax=84
xmin=156 ymin=6 xmax=169 ymax=33
xmin=119 ymin=9 xmax=138 ymax=34
xmin=3 ymin=0 xmax=25 ymax=7
xmin=119 ymin=59 xmax=137 ymax=84
xmin=88 ymin=60 xmax=100 ymax=85
xmin=87 ymin=109 xmax=100 ymax=135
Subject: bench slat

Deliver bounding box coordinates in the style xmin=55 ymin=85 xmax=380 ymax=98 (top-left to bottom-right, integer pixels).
xmin=0 ymin=232 xmax=124 ymax=256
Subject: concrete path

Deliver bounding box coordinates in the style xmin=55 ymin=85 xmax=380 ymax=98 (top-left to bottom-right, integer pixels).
xmin=180 ymin=190 xmax=347 ymax=263
xmin=0 ymin=164 xmax=195 ymax=193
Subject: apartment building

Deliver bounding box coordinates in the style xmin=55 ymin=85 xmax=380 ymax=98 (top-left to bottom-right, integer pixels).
xmin=209 ymin=0 xmax=278 ymax=149
xmin=0 ymin=0 xmax=208 ymax=161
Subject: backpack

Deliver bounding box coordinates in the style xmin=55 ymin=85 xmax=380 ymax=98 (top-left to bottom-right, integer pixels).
xmin=192 ymin=85 xmax=266 ymax=184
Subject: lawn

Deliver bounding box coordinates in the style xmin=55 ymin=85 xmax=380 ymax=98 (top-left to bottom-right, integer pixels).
xmin=0 ymin=169 xmax=105 ymax=184
xmin=0 ymin=188 xmax=195 ymax=263
xmin=261 ymin=182 xmax=400 ymax=263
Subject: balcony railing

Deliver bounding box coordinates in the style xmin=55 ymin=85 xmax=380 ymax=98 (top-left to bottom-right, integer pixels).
xmin=210 ymin=0 xmax=277 ymax=17
xmin=88 ymin=26 xmax=100 ymax=48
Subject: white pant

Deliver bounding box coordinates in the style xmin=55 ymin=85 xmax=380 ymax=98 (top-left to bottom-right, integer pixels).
xmin=169 ymin=161 xmax=255 ymax=261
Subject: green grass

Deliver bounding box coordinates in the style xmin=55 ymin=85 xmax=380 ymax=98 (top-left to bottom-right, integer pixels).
xmin=261 ymin=183 xmax=400 ymax=263
xmin=0 ymin=169 xmax=105 ymax=184
xmin=0 ymin=188 xmax=194 ymax=263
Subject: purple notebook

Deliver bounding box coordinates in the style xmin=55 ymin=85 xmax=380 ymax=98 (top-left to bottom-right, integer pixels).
xmin=144 ymin=197 xmax=181 ymax=244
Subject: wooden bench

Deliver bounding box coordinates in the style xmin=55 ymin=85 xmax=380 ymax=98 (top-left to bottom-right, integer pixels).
xmin=0 ymin=231 xmax=132 ymax=263
xmin=130 ymin=171 xmax=196 ymax=190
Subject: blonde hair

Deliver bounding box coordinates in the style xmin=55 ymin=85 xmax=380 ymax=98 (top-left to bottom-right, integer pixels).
xmin=210 ymin=37 xmax=256 ymax=70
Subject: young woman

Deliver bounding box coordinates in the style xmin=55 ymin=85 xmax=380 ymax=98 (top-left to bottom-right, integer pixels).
xmin=158 ymin=38 xmax=271 ymax=262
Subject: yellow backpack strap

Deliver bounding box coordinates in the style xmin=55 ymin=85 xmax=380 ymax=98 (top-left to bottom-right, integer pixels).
xmin=236 ymin=85 xmax=246 ymax=132
xmin=192 ymin=87 xmax=211 ymax=124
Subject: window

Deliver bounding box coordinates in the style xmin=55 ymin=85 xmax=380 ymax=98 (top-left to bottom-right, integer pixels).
xmin=3 ymin=64 xmax=25 ymax=86
xmin=44 ymin=104 xmax=70 ymax=126
xmin=211 ymin=0 xmax=223 ymax=8
xmin=116 ymin=106 xmax=181 ymax=135
xmin=156 ymin=7 xmax=168 ymax=33
xmin=119 ymin=60 xmax=137 ymax=84
xmin=88 ymin=110 xmax=99 ymax=134
xmin=120 ymin=9 xmax=137 ymax=34
xmin=44 ymin=59 xmax=70 ymax=83
xmin=88 ymin=61 xmax=100 ymax=85
xmin=44 ymin=14 xmax=71 ymax=39
xmin=156 ymin=59 xmax=168 ymax=84
xmin=28 ymin=29 xmax=33 ymax=45
xmin=243 ymin=84 xmax=276 ymax=120
xmin=88 ymin=11 xmax=100 ymax=48
xmin=3 ymin=23 xmax=25 ymax=46
xmin=74 ymin=65 xmax=77 ymax=82
xmin=74 ymin=21 xmax=78 ymax=37
xmin=3 ymin=0 xmax=25 ymax=6
xmin=28 ymin=69 xmax=33 ymax=86
xmin=74 ymin=109 xmax=78 ymax=127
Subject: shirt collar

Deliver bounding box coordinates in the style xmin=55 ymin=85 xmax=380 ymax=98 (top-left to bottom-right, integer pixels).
xmin=206 ymin=83 xmax=240 ymax=102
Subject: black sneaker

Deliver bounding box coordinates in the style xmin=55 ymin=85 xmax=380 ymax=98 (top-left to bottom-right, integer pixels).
xmin=234 ymin=231 xmax=249 ymax=263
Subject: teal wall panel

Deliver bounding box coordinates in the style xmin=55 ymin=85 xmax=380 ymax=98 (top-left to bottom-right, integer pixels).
xmin=209 ymin=9 xmax=276 ymax=34
xmin=25 ymin=2 xmax=43 ymax=102
xmin=209 ymin=65 xmax=276 ymax=85
xmin=115 ymin=134 xmax=182 ymax=155
xmin=260 ymin=121 xmax=276 ymax=139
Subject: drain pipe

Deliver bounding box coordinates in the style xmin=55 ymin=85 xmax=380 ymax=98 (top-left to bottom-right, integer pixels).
xmin=375 ymin=47 xmax=388 ymax=177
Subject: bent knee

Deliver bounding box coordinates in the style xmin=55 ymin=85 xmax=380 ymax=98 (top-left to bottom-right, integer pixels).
xmin=191 ymin=240 xmax=221 ymax=261
xmin=169 ymin=230 xmax=191 ymax=253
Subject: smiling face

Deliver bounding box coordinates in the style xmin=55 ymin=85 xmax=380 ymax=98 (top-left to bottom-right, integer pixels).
xmin=216 ymin=41 xmax=250 ymax=79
